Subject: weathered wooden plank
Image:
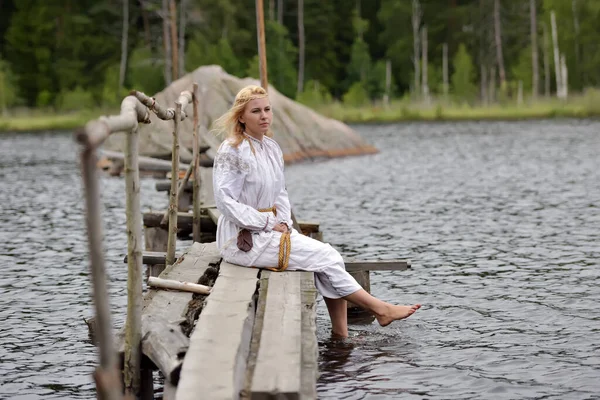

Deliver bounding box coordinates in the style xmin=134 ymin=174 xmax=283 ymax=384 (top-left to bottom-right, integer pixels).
xmin=101 ymin=149 xmax=190 ymax=172
xmin=206 ymin=207 xmax=222 ymax=225
xmin=176 ymin=263 xmax=259 ymax=400
xmin=251 ymin=272 xmax=302 ymax=399
xmin=143 ymin=211 xmax=214 ymax=231
xmin=345 ymin=260 xmax=411 ymax=272
xmin=117 ymin=242 xmax=221 ymax=386
xmin=300 ymin=272 xmax=318 ymax=400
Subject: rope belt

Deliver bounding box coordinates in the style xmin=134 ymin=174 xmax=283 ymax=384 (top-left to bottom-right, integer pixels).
xmin=258 ymin=206 xmax=291 ymax=272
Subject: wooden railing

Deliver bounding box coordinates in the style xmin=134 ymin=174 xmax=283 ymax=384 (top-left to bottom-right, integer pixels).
xmin=75 ymin=84 xmax=201 ymax=399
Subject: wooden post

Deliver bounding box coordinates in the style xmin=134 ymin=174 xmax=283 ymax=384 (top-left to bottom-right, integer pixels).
xmin=169 ymin=0 xmax=178 ymax=80
xmin=256 ymin=0 xmax=268 ymax=90
xmin=166 ymin=103 xmax=181 ymax=266
xmin=124 ymin=124 xmax=143 ymax=397
xmin=192 ymin=83 xmax=202 ymax=243
xmin=550 ymin=11 xmax=562 ymax=98
xmin=297 ymin=0 xmax=305 ymax=95
xmin=162 ymin=0 xmax=172 ymax=85
xmin=80 ymin=149 xmax=122 ymax=400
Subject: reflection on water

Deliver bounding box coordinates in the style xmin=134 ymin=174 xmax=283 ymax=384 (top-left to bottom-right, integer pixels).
xmin=1 ymin=121 xmax=599 ymax=399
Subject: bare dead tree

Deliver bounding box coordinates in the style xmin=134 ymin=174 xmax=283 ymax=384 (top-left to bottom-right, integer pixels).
xmin=139 ymin=0 xmax=152 ymax=48
xmin=551 ymin=11 xmax=562 ymax=98
xmin=119 ymin=0 xmax=129 ymax=90
xmin=277 ymin=0 xmax=283 ymax=25
xmin=530 ymin=0 xmax=539 ymax=99
xmin=412 ymin=0 xmax=421 ymax=97
xmin=169 ymin=0 xmax=178 ymax=80
xmin=543 ymin=22 xmax=550 ymax=97
xmin=421 ymin=25 xmax=429 ymax=103
xmin=494 ymin=0 xmax=506 ymax=88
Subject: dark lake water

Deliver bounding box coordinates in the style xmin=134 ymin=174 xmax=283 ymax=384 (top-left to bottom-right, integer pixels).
xmin=1 ymin=121 xmax=599 ymax=399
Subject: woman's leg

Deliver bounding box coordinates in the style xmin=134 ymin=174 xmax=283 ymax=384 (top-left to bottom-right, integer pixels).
xmin=323 ymin=297 xmax=348 ymax=337
xmin=344 ymin=289 xmax=421 ymax=327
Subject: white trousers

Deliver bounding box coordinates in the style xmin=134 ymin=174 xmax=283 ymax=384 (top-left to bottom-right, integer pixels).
xmin=221 ymin=229 xmax=362 ymax=299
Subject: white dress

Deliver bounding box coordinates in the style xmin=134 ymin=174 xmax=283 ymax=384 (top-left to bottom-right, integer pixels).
xmin=213 ymin=134 xmax=361 ymax=299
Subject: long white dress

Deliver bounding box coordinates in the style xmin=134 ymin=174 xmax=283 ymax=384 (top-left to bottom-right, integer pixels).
xmin=213 ymin=133 xmax=361 ymax=299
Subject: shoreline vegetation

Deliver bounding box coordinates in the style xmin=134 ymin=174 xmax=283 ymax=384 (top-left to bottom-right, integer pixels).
xmin=1 ymin=93 xmax=599 ymax=133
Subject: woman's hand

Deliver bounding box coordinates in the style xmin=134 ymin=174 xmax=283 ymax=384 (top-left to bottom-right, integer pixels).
xmin=273 ymin=223 xmax=289 ymax=233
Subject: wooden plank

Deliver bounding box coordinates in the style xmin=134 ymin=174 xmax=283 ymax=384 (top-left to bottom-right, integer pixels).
xmin=117 ymin=242 xmax=221 ymax=386
xmin=251 ymin=272 xmax=302 ymax=399
xmin=176 ymin=263 xmax=259 ymax=400
xmin=101 ymin=149 xmax=190 ymax=172
xmin=300 ymin=272 xmax=318 ymax=399
xmin=345 ymin=260 xmax=411 ymax=272
xmin=206 ymin=207 xmax=222 ymax=225
xmin=143 ymin=211 xmax=214 ymax=232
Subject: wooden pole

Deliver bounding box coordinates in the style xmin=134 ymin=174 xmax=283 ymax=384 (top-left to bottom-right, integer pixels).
xmin=124 ymin=124 xmax=143 ymax=397
xmin=256 ymin=0 xmax=268 ymax=90
xmin=162 ymin=0 xmax=172 ymax=85
xmin=192 ymin=83 xmax=202 ymax=243
xmin=297 ymin=0 xmax=305 ymax=95
xmin=80 ymin=148 xmax=122 ymax=400
xmin=169 ymin=0 xmax=178 ymax=80
xmin=166 ymin=102 xmax=181 ymax=266
xmin=179 ymin=0 xmax=187 ymax=78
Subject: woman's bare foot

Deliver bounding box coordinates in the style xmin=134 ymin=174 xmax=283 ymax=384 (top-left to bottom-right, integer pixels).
xmin=376 ymin=304 xmax=421 ymax=327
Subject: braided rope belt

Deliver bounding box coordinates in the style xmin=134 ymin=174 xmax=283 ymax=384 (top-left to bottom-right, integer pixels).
xmin=258 ymin=206 xmax=291 ymax=272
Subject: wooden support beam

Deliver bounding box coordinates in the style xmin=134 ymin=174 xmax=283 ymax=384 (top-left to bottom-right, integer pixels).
xmin=101 ymin=150 xmax=190 ymax=173
xmin=345 ymin=260 xmax=411 ymax=272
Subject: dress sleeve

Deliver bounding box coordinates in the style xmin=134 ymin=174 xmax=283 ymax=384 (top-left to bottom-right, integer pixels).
xmin=273 ymin=145 xmax=293 ymax=229
xmin=213 ymin=143 xmax=277 ymax=231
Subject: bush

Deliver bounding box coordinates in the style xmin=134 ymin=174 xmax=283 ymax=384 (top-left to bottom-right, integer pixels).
xmin=128 ymin=47 xmax=165 ymax=96
xmin=297 ymin=80 xmax=332 ymax=107
xmin=55 ymin=86 xmax=95 ymax=111
xmin=342 ymin=82 xmax=369 ymax=107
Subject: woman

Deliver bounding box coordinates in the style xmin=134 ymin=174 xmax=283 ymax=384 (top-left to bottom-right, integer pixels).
xmin=212 ymin=85 xmax=420 ymax=338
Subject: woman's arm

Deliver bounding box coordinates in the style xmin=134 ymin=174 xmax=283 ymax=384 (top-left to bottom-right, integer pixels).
xmin=213 ymin=145 xmax=277 ymax=231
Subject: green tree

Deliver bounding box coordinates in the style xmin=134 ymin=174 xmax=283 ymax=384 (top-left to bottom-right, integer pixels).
xmin=451 ymin=43 xmax=476 ymax=101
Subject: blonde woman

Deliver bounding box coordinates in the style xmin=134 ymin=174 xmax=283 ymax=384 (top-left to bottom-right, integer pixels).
xmin=212 ymin=85 xmax=420 ymax=337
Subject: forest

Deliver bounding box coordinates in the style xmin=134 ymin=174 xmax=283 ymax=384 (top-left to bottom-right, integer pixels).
xmin=1 ymin=0 xmax=599 ymax=119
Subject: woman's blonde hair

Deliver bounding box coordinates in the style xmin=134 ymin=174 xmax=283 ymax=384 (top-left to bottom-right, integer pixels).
xmin=212 ymin=85 xmax=273 ymax=147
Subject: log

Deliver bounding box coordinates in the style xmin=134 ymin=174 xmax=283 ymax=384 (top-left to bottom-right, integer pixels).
xmin=101 ymin=149 xmax=189 ymax=172
xmin=166 ymin=102 xmax=182 ymax=266
xmin=300 ymin=272 xmax=318 ymax=399
xmin=251 ymin=272 xmax=302 ymax=399
xmin=148 ymin=277 xmax=211 ymax=295
xmin=141 ymin=314 xmax=188 ymax=384
xmin=345 ymin=260 xmax=411 ymax=272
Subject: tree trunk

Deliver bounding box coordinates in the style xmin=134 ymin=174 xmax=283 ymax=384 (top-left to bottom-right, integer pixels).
xmin=421 ymin=25 xmax=429 ymax=103
xmin=561 ymin=53 xmax=568 ymax=98
xmin=494 ymin=0 xmax=506 ymax=88
xmin=412 ymin=0 xmax=421 ymax=97
xmin=139 ymin=0 xmax=152 ymax=48
xmin=530 ymin=0 xmax=538 ymax=100
xmin=543 ymin=22 xmax=550 ymax=97
xmin=269 ymin=0 xmax=275 ymax=20
xmin=442 ymin=43 xmax=448 ymax=100
xmin=169 ymin=0 xmax=178 ymax=81
xmin=517 ymin=80 xmax=523 ymax=105
xmin=119 ymin=0 xmax=129 ymax=90
xmin=489 ymin=65 xmax=496 ymax=103
xmin=479 ymin=0 xmax=487 ymax=104
xmin=297 ymin=0 xmax=305 ymax=95
xmin=550 ymin=11 xmax=562 ymax=98
xmin=277 ymin=0 xmax=283 ymax=25
xmin=384 ymin=59 xmax=391 ymax=106
xmin=572 ymin=0 xmax=581 ymax=88
xmin=162 ymin=0 xmax=172 ymax=85
xmin=179 ymin=0 xmax=187 ymax=78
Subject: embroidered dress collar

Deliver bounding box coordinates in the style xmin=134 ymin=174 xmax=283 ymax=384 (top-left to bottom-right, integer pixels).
xmin=244 ymin=132 xmax=264 ymax=145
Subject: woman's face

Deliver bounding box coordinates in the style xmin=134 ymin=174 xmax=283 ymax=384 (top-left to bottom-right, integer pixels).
xmin=240 ymin=97 xmax=272 ymax=136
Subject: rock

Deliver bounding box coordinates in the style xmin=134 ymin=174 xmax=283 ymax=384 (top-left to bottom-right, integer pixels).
xmin=103 ymin=65 xmax=377 ymax=163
